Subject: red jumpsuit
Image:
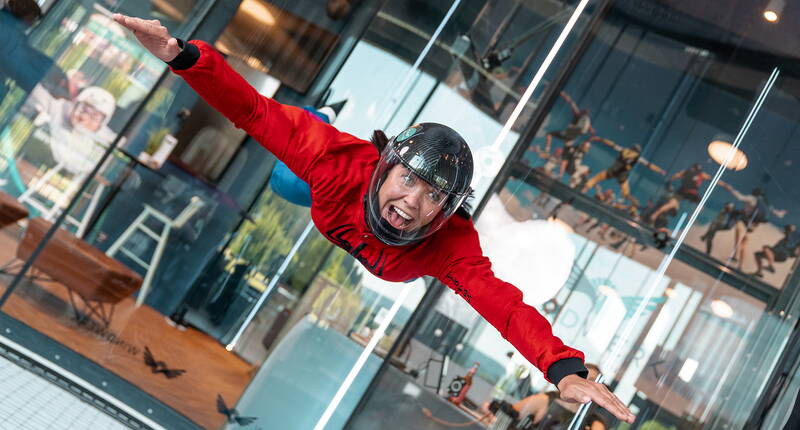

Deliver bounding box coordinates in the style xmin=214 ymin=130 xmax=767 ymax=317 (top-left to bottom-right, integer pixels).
xmin=169 ymin=41 xmax=587 ymax=385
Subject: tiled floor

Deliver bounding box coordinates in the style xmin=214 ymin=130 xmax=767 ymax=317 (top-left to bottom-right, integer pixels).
xmin=0 ymin=355 xmax=130 ymax=430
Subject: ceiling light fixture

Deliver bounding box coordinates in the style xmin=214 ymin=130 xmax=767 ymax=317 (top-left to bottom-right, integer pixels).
xmin=708 ymin=135 xmax=748 ymax=171
xmin=240 ymin=0 xmax=276 ymax=25
xmin=711 ymin=299 xmax=734 ymax=319
xmin=764 ymin=0 xmax=786 ymax=22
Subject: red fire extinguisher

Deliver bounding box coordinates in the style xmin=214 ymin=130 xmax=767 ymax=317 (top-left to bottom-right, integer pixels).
xmin=449 ymin=362 xmax=480 ymax=405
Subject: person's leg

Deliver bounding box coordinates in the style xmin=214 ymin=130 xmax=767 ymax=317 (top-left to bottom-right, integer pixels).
xmin=599 ymin=223 xmax=610 ymax=240
xmin=619 ymin=179 xmax=638 ymax=207
xmin=702 ymin=223 xmax=719 ymax=254
xmin=732 ymin=221 xmax=745 ymax=263
xmin=700 ymin=223 xmax=714 ymax=241
xmin=738 ymin=231 xmax=750 ymax=270
xmin=649 ymin=198 xmax=678 ymax=224
xmin=765 ymin=247 xmax=777 ymax=273
xmin=582 ymin=170 xmax=608 ymax=193
xmin=557 ymin=159 xmax=568 ymax=179
xmin=754 ymin=248 xmax=767 ymax=276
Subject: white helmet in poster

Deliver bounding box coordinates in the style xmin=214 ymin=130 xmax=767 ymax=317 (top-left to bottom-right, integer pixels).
xmin=70 ymin=86 xmax=116 ymax=133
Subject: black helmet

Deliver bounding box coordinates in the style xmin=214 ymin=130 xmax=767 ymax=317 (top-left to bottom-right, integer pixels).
xmin=366 ymin=123 xmax=473 ymax=246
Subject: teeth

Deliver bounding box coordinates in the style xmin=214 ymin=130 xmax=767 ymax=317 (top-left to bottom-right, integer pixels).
xmin=394 ymin=207 xmax=412 ymax=220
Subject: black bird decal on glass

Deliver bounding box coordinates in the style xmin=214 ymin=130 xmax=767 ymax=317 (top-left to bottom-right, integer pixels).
xmin=143 ymin=346 xmax=186 ymax=379
xmin=217 ymin=394 xmax=258 ymax=426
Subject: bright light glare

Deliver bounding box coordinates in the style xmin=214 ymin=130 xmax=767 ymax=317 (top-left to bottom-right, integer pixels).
xmin=708 ymin=140 xmax=748 ymax=170
xmin=763 ymin=10 xmax=779 ymax=22
xmin=711 ymin=299 xmax=734 ymax=319
xmin=476 ymin=196 xmax=575 ymax=306
xmin=240 ymin=0 xmax=276 ymax=25
xmin=679 ymin=358 xmax=699 ymax=382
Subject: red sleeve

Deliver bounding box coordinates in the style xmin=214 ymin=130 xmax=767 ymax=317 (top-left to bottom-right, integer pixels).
xmin=170 ymin=40 xmax=342 ymax=184
xmin=434 ymin=221 xmax=585 ymax=384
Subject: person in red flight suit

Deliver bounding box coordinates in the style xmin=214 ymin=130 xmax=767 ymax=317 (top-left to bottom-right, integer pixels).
xmin=114 ymin=14 xmax=635 ymax=424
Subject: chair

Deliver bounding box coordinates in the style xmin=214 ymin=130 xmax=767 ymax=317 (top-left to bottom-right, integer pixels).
xmin=17 ymin=218 xmax=142 ymax=328
xmin=106 ymin=196 xmax=205 ymax=306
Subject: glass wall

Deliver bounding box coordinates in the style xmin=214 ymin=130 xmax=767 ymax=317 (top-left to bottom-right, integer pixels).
xmin=347 ymin=1 xmax=800 ymax=430
xmin=1 ymin=0 xmax=799 ymax=429
xmin=0 ymin=0 xmax=389 ymax=428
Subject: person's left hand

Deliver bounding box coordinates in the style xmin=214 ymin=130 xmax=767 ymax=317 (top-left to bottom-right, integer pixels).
xmin=557 ymin=374 xmax=636 ymax=424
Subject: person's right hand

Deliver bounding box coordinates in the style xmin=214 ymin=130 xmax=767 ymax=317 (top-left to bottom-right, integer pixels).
xmin=112 ymin=14 xmax=181 ymax=63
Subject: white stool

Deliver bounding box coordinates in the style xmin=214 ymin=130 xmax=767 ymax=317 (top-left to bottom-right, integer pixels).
xmin=18 ymin=162 xmax=106 ymax=238
xmin=106 ymin=196 xmax=205 ymax=306
xmin=18 ymin=162 xmax=82 ymax=220
xmin=65 ymin=179 xmax=106 ymax=238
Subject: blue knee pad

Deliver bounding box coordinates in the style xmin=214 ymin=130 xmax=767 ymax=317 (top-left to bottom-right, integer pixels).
xmin=270 ymin=161 xmax=312 ymax=207
xmin=267 ymin=106 xmax=333 ymax=208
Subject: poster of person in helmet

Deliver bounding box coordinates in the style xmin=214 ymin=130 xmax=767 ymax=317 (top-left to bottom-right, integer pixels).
xmin=0 ymin=71 xmax=119 ymax=221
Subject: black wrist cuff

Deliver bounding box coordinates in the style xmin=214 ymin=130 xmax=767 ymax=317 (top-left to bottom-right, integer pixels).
xmin=167 ymin=39 xmax=200 ymax=70
xmin=548 ymin=358 xmax=588 ymax=387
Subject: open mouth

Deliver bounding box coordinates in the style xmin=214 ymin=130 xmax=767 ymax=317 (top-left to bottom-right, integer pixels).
xmin=385 ymin=204 xmax=414 ymax=230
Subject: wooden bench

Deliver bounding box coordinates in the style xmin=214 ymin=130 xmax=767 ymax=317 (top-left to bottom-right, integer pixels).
xmin=17 ymin=218 xmax=142 ymax=327
xmin=0 ymin=192 xmax=28 ymax=228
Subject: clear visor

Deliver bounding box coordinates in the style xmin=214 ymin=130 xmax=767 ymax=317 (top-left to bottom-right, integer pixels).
xmin=366 ymin=142 xmax=470 ymax=246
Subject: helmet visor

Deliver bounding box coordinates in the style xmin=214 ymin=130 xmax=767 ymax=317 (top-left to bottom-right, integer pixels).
xmin=366 ymin=137 xmax=471 ymax=246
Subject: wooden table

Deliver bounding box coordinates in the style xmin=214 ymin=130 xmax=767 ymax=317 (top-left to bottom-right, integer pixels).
xmin=0 ymin=191 xmax=28 ymax=228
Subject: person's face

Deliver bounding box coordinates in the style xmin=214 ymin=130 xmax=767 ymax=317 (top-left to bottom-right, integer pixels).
xmin=377 ymin=164 xmax=445 ymax=231
xmin=70 ymin=102 xmax=105 ymax=133
xmin=326 ymin=0 xmax=352 ymax=19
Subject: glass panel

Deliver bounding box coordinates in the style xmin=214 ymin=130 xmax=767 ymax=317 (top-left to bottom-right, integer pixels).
xmin=348 ymin=0 xmax=800 ymax=429
xmin=2 ymin=0 xmax=797 ymax=429
xmin=215 ymin=1 xmax=351 ymax=93
xmin=229 ymin=256 xmax=427 ymax=429
xmin=0 ymin=0 xmax=369 ymax=428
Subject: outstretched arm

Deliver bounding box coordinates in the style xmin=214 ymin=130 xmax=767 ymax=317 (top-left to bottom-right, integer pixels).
xmin=639 ymin=156 xmax=666 ymax=175
xmin=669 ymin=170 xmax=685 ymax=182
xmin=113 ymin=14 xmax=342 ymax=183
xmin=435 ymin=226 xmax=635 ymax=424
xmin=719 ymin=182 xmax=754 ymax=204
xmin=560 ymin=91 xmax=580 ymax=116
xmin=112 ymin=15 xmax=182 ymax=62
xmin=591 ymin=137 xmax=621 ymax=152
